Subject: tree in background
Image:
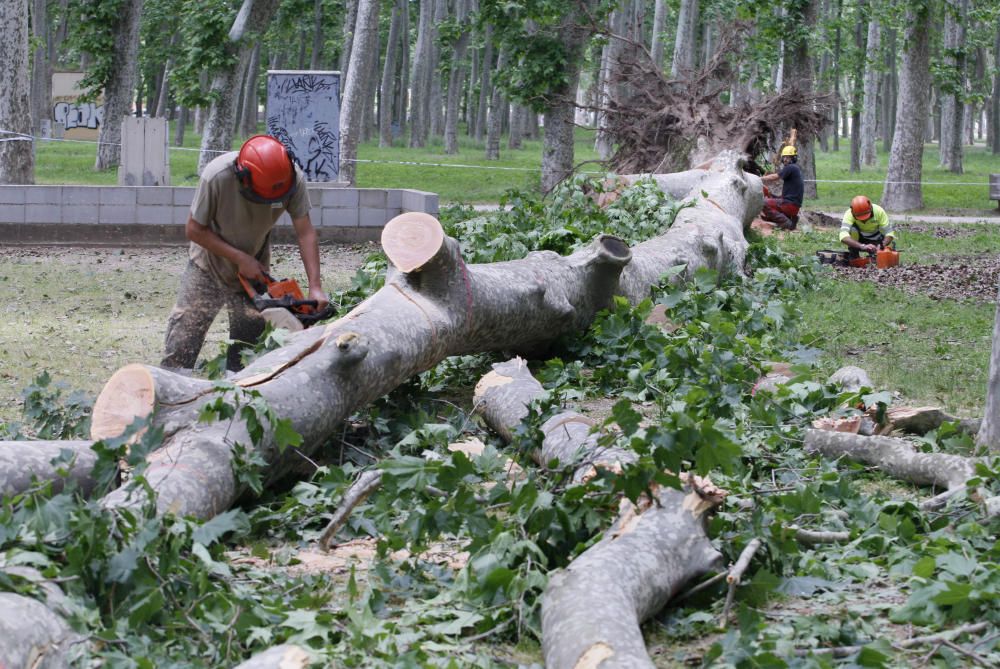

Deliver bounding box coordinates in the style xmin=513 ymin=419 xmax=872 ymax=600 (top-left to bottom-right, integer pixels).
xmin=339 ymin=0 xmax=379 ymax=184
xmin=882 ymin=0 xmax=932 ymax=211
xmin=0 ymin=0 xmax=34 ymax=184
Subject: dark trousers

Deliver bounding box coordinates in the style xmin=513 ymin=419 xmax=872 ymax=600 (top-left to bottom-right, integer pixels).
xmin=761 ymin=197 xmax=801 ymax=230
xmin=161 ymin=261 xmax=265 ymax=372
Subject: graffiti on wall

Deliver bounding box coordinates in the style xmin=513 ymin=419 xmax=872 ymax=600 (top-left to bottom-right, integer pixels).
xmin=53 ymin=101 xmax=104 ymax=130
xmin=266 ymin=71 xmax=341 ymax=182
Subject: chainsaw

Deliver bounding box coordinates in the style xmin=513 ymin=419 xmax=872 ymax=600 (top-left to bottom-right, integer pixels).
xmin=238 ymin=272 xmax=335 ymax=327
xmin=816 ymin=247 xmax=900 ymax=269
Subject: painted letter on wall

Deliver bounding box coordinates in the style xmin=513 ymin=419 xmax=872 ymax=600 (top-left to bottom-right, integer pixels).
xmin=266 ymin=71 xmax=341 ymax=183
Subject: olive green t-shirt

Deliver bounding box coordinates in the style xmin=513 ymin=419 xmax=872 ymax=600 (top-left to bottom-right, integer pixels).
xmin=188 ymin=151 xmax=311 ymax=290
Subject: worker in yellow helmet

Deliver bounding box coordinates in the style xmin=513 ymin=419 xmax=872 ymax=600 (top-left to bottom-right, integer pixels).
xmin=760 ymin=145 xmax=803 ymax=230
xmin=840 ymin=195 xmax=895 ymax=258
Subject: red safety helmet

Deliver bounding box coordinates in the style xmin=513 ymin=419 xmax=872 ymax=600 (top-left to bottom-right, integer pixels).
xmin=234 ymin=135 xmax=297 ymax=204
xmin=850 ymin=195 xmax=873 ymax=221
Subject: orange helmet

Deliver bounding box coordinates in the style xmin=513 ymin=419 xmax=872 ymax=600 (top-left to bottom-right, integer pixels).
xmin=850 ymin=195 xmax=873 ymax=221
xmin=234 ymin=135 xmax=297 ymax=203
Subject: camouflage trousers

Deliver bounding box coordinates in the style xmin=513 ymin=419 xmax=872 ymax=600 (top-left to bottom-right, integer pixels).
xmin=161 ymin=261 xmax=264 ymax=372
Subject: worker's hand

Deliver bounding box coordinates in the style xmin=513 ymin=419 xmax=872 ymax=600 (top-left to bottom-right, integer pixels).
xmin=863 ymin=244 xmax=877 ymax=253
xmin=237 ymin=254 xmax=268 ymax=283
xmin=308 ymin=286 xmax=329 ymax=310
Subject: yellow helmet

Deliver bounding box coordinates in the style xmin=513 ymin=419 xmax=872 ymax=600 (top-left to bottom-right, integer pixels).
xmin=780 ymin=145 xmax=797 ymax=157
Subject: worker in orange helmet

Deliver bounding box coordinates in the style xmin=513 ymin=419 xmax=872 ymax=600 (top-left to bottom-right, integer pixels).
xmin=161 ymin=135 xmax=327 ymax=372
xmin=840 ymin=195 xmax=895 ymax=259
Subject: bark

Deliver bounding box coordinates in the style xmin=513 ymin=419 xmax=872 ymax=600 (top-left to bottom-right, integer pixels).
xmin=30 ymin=0 xmax=52 ymax=134
xmin=338 ymin=0 xmax=380 ymax=185
xmin=859 ymin=18 xmax=881 ymax=166
xmin=475 ymin=36 xmax=492 ymax=143
xmin=94 ymin=0 xmax=144 ymax=170
xmin=466 ymin=48 xmax=479 ymax=137
xmin=443 ymin=0 xmax=470 ymax=155
xmin=882 ymin=30 xmax=898 ymax=154
xmin=199 ymin=0 xmax=281 ymax=174
xmin=978 ymin=278 xmax=1000 ymax=451
xmin=650 ymin=0 xmax=667 ymax=68
xmin=473 ymin=359 xmax=724 ymax=668
xmin=0 ymin=440 xmax=98 ymax=497
xmin=174 ymin=106 xmax=189 ymax=147
xmin=670 ymin=0 xmax=699 ymax=77
xmin=782 ymin=0 xmax=819 ymax=198
xmin=93 ymin=153 xmax=759 ymax=520
xmin=0 ymin=568 xmax=82 ymax=669
xmin=994 ymin=26 xmax=1000 ymax=154
xmin=886 ymin=406 xmax=980 ymax=436
xmin=0 ymin=0 xmax=34 ymax=184
xmin=359 ymin=22 xmax=381 ymax=144
xmin=805 ymin=430 xmax=974 ymax=491
xmin=339 ymin=0 xmax=359 ymax=77
xmin=882 ymin=0 xmax=931 ymax=211
xmin=428 ymin=0 xmax=448 ymax=139
xmin=485 ymin=50 xmax=508 ymax=160
xmin=541 ymin=68 xmax=579 ymax=192
xmin=507 ymin=105 xmax=523 ymax=150
xmin=396 ymin=0 xmax=410 ymax=140
xmin=408 ymin=0 xmax=433 ymax=147
xmin=938 ymin=0 xmax=966 ymax=173
xmin=595 ymin=9 xmax=627 ymax=160
xmin=239 ymin=43 xmax=261 ymax=136
xmin=849 ymin=9 xmax=865 ymax=174
xmin=379 ymin=0 xmax=404 ymax=147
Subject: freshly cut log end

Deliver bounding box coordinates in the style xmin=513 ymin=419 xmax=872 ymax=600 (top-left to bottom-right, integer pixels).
xmin=231 ymin=644 xmax=311 ymax=669
xmin=91 ymin=363 xmax=156 ymax=440
xmin=381 ymin=212 xmax=446 ymax=273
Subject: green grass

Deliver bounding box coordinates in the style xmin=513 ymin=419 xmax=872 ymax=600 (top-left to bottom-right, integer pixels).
xmin=34 ymin=125 xmax=602 ymax=203
xmin=778 ymin=221 xmax=1000 ymax=261
xmin=810 ymin=140 xmax=1000 ymax=215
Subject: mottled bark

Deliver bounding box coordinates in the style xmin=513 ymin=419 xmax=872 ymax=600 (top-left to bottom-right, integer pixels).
xmin=859 ymin=18 xmax=880 ymax=166
xmin=882 ymin=30 xmax=898 ymax=154
xmin=474 ymin=37 xmax=492 ymax=143
xmin=199 ymin=0 xmax=282 ymax=173
xmin=670 ymin=0 xmax=699 ymax=76
xmin=339 ymin=0 xmax=359 ymax=77
xmin=94 ymin=0 xmax=143 ymax=170
xmin=443 ymin=0 xmax=469 ymax=154
xmin=882 ymin=1 xmax=931 ymax=211
xmin=978 ymin=279 xmax=1000 ymax=452
xmin=507 ymin=105 xmax=523 ymax=150
xmin=408 ymin=0 xmax=433 ymax=147
xmin=30 ymin=0 xmax=51 ymax=133
xmin=485 ymin=50 xmax=508 ymax=160
xmin=240 ymin=43 xmax=261 ymax=136
xmin=0 ymin=0 xmax=34 ymax=184
xmin=428 ymin=0 xmax=448 ymax=139
xmin=174 ymin=106 xmax=189 ymax=147
xmin=650 ymin=0 xmax=667 ymax=68
xmin=95 ymin=153 xmax=759 ymax=520
xmin=379 ymin=0 xmax=404 ymax=147
xmin=0 ymin=568 xmax=83 ymax=669
xmin=339 ymin=0 xmax=379 ymax=185
xmin=783 ymin=0 xmax=819 ymax=198
xmin=938 ymin=0 xmax=966 ymax=173
xmin=993 ymin=27 xmax=1000 ymax=154
xmin=474 ymin=359 xmax=724 ymax=669
xmin=0 ymin=440 xmax=98 ymax=496
xmin=595 ymin=9 xmax=626 ymax=159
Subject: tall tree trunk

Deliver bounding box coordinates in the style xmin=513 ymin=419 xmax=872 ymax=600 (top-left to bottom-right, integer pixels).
xmin=443 ymin=0 xmax=470 ymax=154
xmin=485 ymin=50 xmax=508 ymax=160
xmin=882 ymin=27 xmax=898 ymax=154
xmin=650 ymin=0 xmax=667 ymax=69
xmin=379 ymin=0 xmax=403 ymax=147
xmin=595 ymin=8 xmax=626 ymax=159
xmin=154 ymin=34 xmax=181 ymax=120
xmin=882 ymin=0 xmax=931 ymax=211
xmin=977 ymin=278 xmax=1000 ymax=452
xmin=310 ymin=0 xmax=324 ymax=69
xmin=784 ymin=0 xmax=819 ymax=198
xmin=832 ymin=0 xmax=842 ymax=152
xmin=670 ymin=0 xmax=699 ymax=76
xmin=30 ymin=0 xmax=51 ymax=134
xmin=94 ymin=0 xmax=144 ymax=170
xmin=174 ymin=106 xmax=188 ymax=147
xmin=428 ymin=0 xmax=447 ymax=139
xmin=396 ymin=0 xmax=410 ymax=140
xmin=408 ymin=0 xmax=433 ymax=147
xmin=360 ymin=31 xmax=380 ymax=143
xmin=475 ymin=34 xmax=493 ymax=143
xmin=240 ymin=43 xmax=262 ymax=136
xmin=466 ymin=47 xmax=479 ymax=137
xmin=993 ymin=26 xmax=1000 ymax=154
xmin=507 ymin=104 xmax=523 ymax=150
xmin=0 ymin=0 xmax=34 ymax=184
xmin=848 ymin=6 xmax=865 ymax=173
xmin=541 ymin=68 xmax=579 ymax=192
xmin=939 ymin=0 xmax=966 ymax=173
xmin=199 ymin=0 xmax=281 ymax=173
xmin=339 ymin=0 xmax=379 ymax=184
xmin=860 ymin=17 xmax=880 ymax=166
xmin=339 ymin=0 xmax=359 ymax=77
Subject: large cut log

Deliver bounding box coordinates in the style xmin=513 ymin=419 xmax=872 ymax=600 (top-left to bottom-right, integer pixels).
xmin=474 ymin=358 xmax=725 ymax=669
xmin=92 ymin=152 xmax=760 ymax=520
xmin=0 ymin=440 xmax=97 ymax=496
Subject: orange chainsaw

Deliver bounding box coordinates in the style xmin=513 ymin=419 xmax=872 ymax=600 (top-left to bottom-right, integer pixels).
xmin=239 ymin=272 xmax=335 ymax=327
xmin=816 ymin=247 xmax=900 ymax=269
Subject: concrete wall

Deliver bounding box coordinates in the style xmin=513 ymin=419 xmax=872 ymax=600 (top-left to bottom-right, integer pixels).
xmin=0 ymin=185 xmax=439 ymax=245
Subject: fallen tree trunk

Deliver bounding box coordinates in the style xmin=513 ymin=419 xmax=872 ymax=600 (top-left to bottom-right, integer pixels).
xmin=0 ymin=440 xmax=97 ymax=496
xmin=0 ymin=567 xmax=82 ymax=668
xmin=91 ymin=152 xmax=759 ymax=520
xmin=474 ymin=358 xmax=726 ymax=669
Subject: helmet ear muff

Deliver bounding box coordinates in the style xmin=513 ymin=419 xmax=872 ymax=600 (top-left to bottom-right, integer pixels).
xmin=233 ymin=160 xmax=252 ymax=189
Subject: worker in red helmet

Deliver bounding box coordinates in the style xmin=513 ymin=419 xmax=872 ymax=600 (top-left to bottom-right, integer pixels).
xmin=840 ymin=195 xmax=895 ymax=258
xmin=161 ymin=135 xmax=327 ymax=372
xmin=760 ymin=145 xmax=804 ymax=230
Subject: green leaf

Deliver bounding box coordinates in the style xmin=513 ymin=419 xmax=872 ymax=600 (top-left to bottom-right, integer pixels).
xmin=912 ymin=556 xmax=936 ymax=579
xmin=931 ymin=581 xmax=972 ymax=606
xmin=191 ymin=508 xmax=249 ymax=547
xmin=273 ymin=418 xmax=303 ymax=451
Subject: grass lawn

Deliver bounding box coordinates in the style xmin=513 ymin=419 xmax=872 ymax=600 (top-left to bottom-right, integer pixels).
xmin=34 ymin=124 xmax=999 ymax=210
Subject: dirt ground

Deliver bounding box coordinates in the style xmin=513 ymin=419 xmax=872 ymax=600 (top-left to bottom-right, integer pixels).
xmin=0 ymin=242 xmax=376 ymax=425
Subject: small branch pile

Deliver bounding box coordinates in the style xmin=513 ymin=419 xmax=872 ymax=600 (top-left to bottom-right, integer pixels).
xmin=596 ymin=25 xmax=832 ymax=174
